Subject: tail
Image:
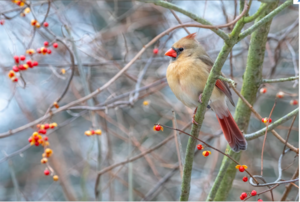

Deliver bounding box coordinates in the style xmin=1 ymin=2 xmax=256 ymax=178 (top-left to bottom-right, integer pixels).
xmin=216 ymin=110 xmax=247 ymax=152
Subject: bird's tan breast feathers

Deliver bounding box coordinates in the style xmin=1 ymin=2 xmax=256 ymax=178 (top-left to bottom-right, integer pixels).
xmin=166 ymin=58 xmax=210 ymax=108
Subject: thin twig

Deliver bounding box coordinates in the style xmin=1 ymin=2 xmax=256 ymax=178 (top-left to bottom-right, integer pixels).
xmin=159 ymin=124 xmax=259 ymax=184
xmin=261 ymin=101 xmax=277 ymax=176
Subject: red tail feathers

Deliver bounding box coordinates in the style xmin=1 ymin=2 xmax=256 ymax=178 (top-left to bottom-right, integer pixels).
xmin=216 ymin=110 xmax=247 ymax=152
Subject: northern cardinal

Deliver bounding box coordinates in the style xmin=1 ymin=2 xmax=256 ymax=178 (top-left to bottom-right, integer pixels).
xmin=165 ymin=33 xmax=247 ymax=152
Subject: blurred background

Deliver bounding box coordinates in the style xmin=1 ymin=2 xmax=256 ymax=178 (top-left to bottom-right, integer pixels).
xmin=0 ymin=0 xmax=298 ymax=201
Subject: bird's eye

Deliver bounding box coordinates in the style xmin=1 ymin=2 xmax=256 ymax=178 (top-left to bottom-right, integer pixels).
xmin=179 ymin=47 xmax=184 ymax=51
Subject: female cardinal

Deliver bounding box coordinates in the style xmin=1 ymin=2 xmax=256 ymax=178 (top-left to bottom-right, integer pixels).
xmin=165 ymin=33 xmax=247 ymax=152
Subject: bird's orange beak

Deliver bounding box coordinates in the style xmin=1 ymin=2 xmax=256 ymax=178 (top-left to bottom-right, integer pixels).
xmin=165 ymin=48 xmax=177 ymax=58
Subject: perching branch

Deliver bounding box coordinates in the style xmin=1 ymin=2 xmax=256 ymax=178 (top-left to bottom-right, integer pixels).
xmin=245 ymin=108 xmax=299 ymax=140
xmin=139 ymin=0 xmax=249 ymax=43
xmin=262 ymin=76 xmax=299 ymax=83
xmin=238 ymin=0 xmax=293 ymax=41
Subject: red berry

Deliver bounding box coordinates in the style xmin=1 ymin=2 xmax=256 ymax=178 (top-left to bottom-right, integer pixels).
xmin=53 ymin=43 xmax=58 ymax=48
xmin=239 ymin=166 xmax=245 ymax=172
xmin=43 ymin=22 xmax=49 ymax=27
xmin=0 ymin=20 xmax=4 ymax=25
xmin=242 ymin=176 xmax=248 ymax=182
xmin=35 ymin=142 xmax=39 ymax=146
xmin=260 ymin=88 xmax=267 ymax=94
xmin=26 ymin=60 xmax=33 ymax=68
xmin=32 ymin=61 xmax=38 ymax=66
xmin=44 ymin=41 xmax=49 ymax=47
xmin=240 ymin=195 xmax=245 ymax=200
xmin=44 ymin=169 xmax=50 ymax=175
xmin=14 ymin=56 xmax=19 ymax=63
xmin=91 ymin=130 xmax=95 ymax=135
xmin=290 ymin=100 xmax=298 ymax=106
xmin=44 ymin=136 xmax=48 ymax=141
xmin=251 ymin=190 xmax=257 ymax=196
xmin=241 ymin=192 xmax=247 ymax=198
xmin=12 ymin=77 xmax=18 ymax=82
xmin=37 ymin=48 xmax=42 ymax=54
xmin=38 ymin=129 xmax=47 ymax=135
xmin=258 ymin=199 xmax=263 ymax=202
xmin=197 ymin=144 xmax=203 ymax=150
xmin=47 ymin=49 xmax=52 ymax=54
xmin=34 ymin=136 xmax=39 ymax=141
xmin=12 ymin=66 xmax=19 ymax=72
xmin=44 ymin=124 xmax=49 ymax=130
xmin=18 ymin=64 xmax=26 ymax=70
xmin=155 ymin=125 xmax=161 ymax=131
xmin=20 ymin=55 xmax=26 ymax=61
xmin=268 ymin=118 xmax=272 ymax=123
xmin=276 ymin=91 xmax=284 ymax=98
xmin=153 ymin=48 xmax=159 ymax=55
xmin=204 ymin=151 xmax=209 ymax=156
xmin=28 ymin=137 xmax=33 ymax=143
xmin=42 ymin=48 xmax=48 ymax=54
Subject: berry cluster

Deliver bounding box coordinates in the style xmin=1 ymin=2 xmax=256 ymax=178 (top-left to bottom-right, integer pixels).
xmin=153 ymin=124 xmax=163 ymax=131
xmin=28 ymin=122 xmax=60 ymax=181
xmin=28 ymin=123 xmax=57 ymax=146
xmin=261 ymin=117 xmax=272 ymax=123
xmin=239 ymin=190 xmax=258 ymax=200
xmin=11 ymin=0 xmax=26 ymax=7
xmin=260 ymin=88 xmax=298 ymax=106
xmin=8 ymin=54 xmax=39 ymax=82
xmin=84 ymin=129 xmax=102 ymax=136
xmin=36 ymin=41 xmax=58 ymax=55
xmin=8 ymin=39 xmax=59 ymax=83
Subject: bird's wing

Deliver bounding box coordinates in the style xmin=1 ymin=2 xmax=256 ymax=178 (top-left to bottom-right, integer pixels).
xmin=215 ymin=79 xmax=235 ymax=107
xmin=197 ymin=54 xmax=235 ymax=106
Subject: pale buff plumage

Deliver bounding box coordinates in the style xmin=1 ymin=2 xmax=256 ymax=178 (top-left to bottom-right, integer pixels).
xmin=166 ymin=35 xmax=227 ymax=118
xmin=165 ymin=33 xmax=247 ymax=152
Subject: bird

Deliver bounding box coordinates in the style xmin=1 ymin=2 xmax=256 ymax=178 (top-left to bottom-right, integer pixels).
xmin=164 ymin=33 xmax=247 ymax=152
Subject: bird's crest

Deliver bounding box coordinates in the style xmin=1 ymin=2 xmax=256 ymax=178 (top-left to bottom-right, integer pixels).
xmin=185 ymin=33 xmax=196 ymax=39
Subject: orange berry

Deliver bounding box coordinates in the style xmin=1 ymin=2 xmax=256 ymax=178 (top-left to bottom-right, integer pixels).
xmin=41 ymin=158 xmax=48 ymax=164
xmin=45 ymin=148 xmax=52 ymax=155
xmin=35 ymin=22 xmax=41 ymax=28
xmin=85 ymin=131 xmax=92 ymax=136
xmin=53 ymin=175 xmax=59 ymax=181
xmin=202 ymin=151 xmax=211 ymax=157
xmin=276 ymin=91 xmax=284 ymax=98
xmin=95 ymin=129 xmax=102 ymax=135
xmin=8 ymin=70 xmax=15 ymax=78
xmin=53 ymin=102 xmax=59 ymax=108
xmin=31 ymin=19 xmax=37 ymax=26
